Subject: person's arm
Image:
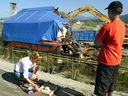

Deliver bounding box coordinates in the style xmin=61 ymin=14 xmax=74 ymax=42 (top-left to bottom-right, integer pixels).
xmin=94 ymin=26 xmax=107 ymax=46
xmin=25 ymin=77 xmax=40 ymax=91
xmin=22 ymin=61 xmax=40 ymax=91
xmin=33 ymin=63 xmax=39 ymax=74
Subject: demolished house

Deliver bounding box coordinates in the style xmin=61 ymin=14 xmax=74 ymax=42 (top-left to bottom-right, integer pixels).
xmin=2 ymin=6 xmax=68 ymax=51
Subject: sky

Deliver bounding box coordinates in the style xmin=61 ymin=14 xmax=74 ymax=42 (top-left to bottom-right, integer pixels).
xmin=0 ymin=0 xmax=127 ymax=18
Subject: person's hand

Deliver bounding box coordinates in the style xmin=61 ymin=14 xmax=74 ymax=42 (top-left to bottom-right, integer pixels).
xmin=33 ymin=84 xmax=40 ymax=92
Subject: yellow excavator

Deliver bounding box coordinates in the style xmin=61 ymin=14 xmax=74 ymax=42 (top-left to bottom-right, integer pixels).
xmin=54 ymin=5 xmax=110 ymax=58
xmin=55 ymin=5 xmax=128 ymax=45
xmin=54 ymin=5 xmax=111 ymax=23
xmin=54 ymin=5 xmax=128 ymax=74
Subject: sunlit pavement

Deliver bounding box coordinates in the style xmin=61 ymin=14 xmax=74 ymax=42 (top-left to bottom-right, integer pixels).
xmin=0 ymin=69 xmax=28 ymax=96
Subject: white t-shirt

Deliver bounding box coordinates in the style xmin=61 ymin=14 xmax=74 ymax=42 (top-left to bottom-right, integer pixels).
xmin=14 ymin=56 xmax=35 ymax=78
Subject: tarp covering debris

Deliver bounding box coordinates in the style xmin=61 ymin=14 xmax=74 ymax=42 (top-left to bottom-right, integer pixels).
xmin=2 ymin=6 xmax=68 ymax=44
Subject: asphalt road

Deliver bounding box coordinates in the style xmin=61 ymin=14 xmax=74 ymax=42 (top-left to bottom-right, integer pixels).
xmin=0 ymin=69 xmax=28 ymax=96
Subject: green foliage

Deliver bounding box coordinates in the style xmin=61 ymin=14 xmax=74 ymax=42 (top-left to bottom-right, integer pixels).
xmin=82 ymin=20 xmax=100 ymax=27
xmin=117 ymin=73 xmax=128 ymax=93
xmin=0 ymin=23 xmax=2 ymax=32
xmin=122 ymin=56 xmax=128 ymax=63
xmin=0 ymin=23 xmax=3 ymax=46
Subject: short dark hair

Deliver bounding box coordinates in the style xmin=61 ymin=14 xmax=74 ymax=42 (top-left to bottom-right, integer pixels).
xmin=105 ymin=1 xmax=123 ymax=15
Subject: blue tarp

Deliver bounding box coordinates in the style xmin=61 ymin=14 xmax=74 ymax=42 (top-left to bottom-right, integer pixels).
xmin=2 ymin=6 xmax=68 ymax=44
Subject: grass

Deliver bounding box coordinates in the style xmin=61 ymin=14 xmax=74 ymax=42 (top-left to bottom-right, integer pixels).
xmin=82 ymin=20 xmax=100 ymax=27
xmin=0 ymin=23 xmax=2 ymax=32
xmin=122 ymin=56 xmax=128 ymax=65
xmin=117 ymin=73 xmax=128 ymax=93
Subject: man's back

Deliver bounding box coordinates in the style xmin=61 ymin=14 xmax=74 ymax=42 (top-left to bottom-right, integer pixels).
xmin=96 ymin=19 xmax=125 ymax=65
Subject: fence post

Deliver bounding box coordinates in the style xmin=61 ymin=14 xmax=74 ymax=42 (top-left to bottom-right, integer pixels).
xmin=11 ymin=47 xmax=14 ymax=63
xmin=71 ymin=58 xmax=74 ymax=79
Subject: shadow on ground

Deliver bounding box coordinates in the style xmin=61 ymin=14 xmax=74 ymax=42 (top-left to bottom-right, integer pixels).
xmin=2 ymin=71 xmax=28 ymax=94
xmin=2 ymin=71 xmax=84 ymax=96
xmin=2 ymin=72 xmax=18 ymax=85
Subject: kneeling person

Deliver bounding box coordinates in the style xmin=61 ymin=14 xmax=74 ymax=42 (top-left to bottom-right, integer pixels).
xmin=14 ymin=52 xmax=42 ymax=92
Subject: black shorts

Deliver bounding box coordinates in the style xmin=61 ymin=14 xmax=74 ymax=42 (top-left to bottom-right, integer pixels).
xmin=94 ymin=63 xmax=119 ymax=96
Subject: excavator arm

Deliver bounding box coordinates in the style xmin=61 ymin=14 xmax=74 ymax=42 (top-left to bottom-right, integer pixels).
xmin=67 ymin=5 xmax=94 ymax=18
xmin=54 ymin=5 xmax=111 ymax=23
